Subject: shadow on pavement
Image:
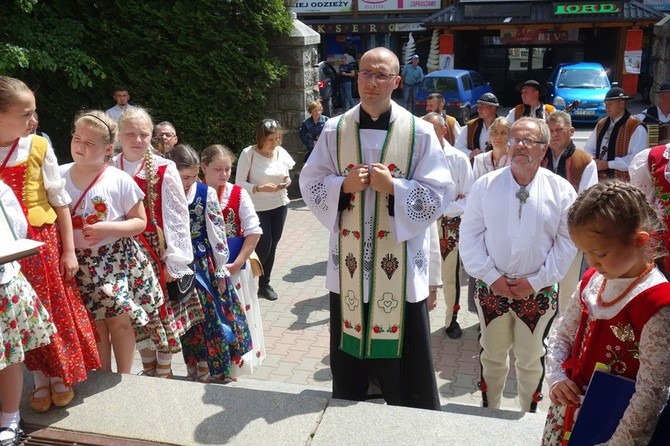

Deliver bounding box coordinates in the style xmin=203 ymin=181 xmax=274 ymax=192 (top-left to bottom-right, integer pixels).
xmin=288 ymin=292 xmax=329 ymax=330
xmin=282 ymin=260 xmax=327 ymax=283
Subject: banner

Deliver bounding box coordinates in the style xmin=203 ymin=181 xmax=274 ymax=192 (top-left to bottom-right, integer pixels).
xmin=293 ymin=0 xmax=353 ymax=13
xmin=358 ymin=0 xmax=440 ymax=11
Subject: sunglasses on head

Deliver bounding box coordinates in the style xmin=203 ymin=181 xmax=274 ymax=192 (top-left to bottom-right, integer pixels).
xmin=263 ymin=120 xmax=279 ymax=130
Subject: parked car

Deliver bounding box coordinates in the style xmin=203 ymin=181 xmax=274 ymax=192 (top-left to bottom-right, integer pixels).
xmin=414 ymin=69 xmax=493 ymax=124
xmin=316 ymin=61 xmax=338 ymax=117
xmin=546 ymin=62 xmax=611 ymax=123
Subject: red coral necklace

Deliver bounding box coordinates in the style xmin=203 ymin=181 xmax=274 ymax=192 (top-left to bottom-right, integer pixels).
xmin=596 ymin=262 xmax=655 ymax=308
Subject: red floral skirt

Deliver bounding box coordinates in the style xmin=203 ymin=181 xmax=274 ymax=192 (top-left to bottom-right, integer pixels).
xmin=22 ymin=223 xmax=100 ymax=385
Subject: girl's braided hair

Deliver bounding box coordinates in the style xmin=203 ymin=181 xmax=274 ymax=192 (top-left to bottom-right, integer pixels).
xmin=568 ymin=180 xmax=666 ymax=259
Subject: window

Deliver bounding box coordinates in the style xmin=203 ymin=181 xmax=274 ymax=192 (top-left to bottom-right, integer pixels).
xmin=470 ymin=72 xmax=484 ymax=88
xmin=461 ymin=75 xmax=472 ymax=91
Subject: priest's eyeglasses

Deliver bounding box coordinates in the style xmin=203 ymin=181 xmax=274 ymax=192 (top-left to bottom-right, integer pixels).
xmin=507 ymin=137 xmax=546 ymax=148
xmin=359 ymin=71 xmax=397 ymax=82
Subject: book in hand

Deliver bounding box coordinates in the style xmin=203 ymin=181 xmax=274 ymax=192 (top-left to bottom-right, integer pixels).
xmin=0 ymin=202 xmax=43 ymax=264
xmin=568 ymin=370 xmax=636 ymax=445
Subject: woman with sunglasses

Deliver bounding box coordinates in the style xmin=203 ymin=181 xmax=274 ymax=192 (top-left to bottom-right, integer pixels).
xmin=235 ymin=119 xmax=295 ymax=301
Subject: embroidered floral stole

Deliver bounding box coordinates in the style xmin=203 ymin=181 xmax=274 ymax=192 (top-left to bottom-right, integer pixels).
xmin=336 ymin=109 xmax=415 ymax=359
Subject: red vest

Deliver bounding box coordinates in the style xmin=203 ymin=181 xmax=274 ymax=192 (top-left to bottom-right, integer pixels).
xmin=222 ymin=183 xmax=243 ymax=237
xmin=648 ymin=145 xmax=670 ymax=271
xmin=134 ymin=164 xmax=167 ymax=232
xmin=563 ymin=268 xmax=670 ymax=390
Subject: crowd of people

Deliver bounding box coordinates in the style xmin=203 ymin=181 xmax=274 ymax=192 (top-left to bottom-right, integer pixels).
xmin=301 ymin=47 xmax=670 ymax=445
xmin=0 ymin=77 xmax=299 ymax=445
xmin=2 ymin=44 xmax=670 ymax=445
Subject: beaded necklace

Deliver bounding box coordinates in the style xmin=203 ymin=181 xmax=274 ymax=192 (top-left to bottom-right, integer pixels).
xmin=596 ymin=262 xmax=655 ymax=308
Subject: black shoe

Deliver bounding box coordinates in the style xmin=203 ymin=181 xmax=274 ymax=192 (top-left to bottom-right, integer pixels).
xmin=445 ymin=321 xmax=463 ymax=339
xmin=0 ymin=425 xmax=24 ymax=446
xmin=258 ymin=285 xmax=278 ymax=301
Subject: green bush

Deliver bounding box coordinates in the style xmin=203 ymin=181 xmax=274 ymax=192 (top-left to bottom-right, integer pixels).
xmin=1 ymin=0 xmax=291 ymax=161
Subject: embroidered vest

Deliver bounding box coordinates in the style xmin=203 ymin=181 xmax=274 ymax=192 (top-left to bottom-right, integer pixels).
xmin=336 ymin=109 xmax=415 ymax=359
xmin=134 ymin=164 xmax=167 ymax=232
xmin=648 ymin=145 xmax=670 ymax=271
xmin=514 ymin=103 xmax=555 ymax=121
xmin=594 ymin=115 xmax=641 ymax=182
xmin=466 ymin=118 xmax=484 ymax=152
xmin=563 ymin=268 xmax=670 ymax=390
xmin=541 ymin=146 xmax=592 ymax=192
xmin=0 ymin=136 xmax=56 ymax=227
xmin=222 ymin=184 xmax=243 ymax=238
xmin=189 ymin=182 xmax=210 ymax=260
xmin=444 ymin=114 xmax=457 ymax=146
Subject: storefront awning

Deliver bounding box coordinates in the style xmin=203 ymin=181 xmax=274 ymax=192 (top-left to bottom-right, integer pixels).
xmin=423 ymin=1 xmax=664 ymax=28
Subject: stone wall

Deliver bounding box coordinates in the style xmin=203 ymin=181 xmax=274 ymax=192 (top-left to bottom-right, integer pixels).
xmin=652 ymin=15 xmax=670 ymax=102
xmin=267 ymin=11 xmax=320 ymax=198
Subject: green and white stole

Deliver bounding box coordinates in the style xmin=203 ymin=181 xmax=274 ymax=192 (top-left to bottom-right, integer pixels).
xmin=336 ymin=109 xmax=415 ymax=359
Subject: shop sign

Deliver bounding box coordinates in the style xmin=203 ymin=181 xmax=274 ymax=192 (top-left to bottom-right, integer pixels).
xmin=553 ymin=2 xmax=621 ymax=15
xmin=358 ymin=0 xmax=440 ymax=12
xmin=500 ymin=28 xmax=579 ymax=45
xmin=293 ymin=1 xmax=353 ymax=13
xmin=311 ymin=22 xmax=425 ymax=33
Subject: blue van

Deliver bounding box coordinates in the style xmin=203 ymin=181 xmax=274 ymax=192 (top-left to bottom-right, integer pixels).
xmin=546 ymin=62 xmax=611 ymax=123
xmin=414 ymin=69 xmax=492 ymax=124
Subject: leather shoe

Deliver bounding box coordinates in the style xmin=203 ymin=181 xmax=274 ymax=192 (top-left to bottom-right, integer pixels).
xmin=0 ymin=425 xmax=23 ymax=446
xmin=445 ymin=321 xmax=463 ymax=339
xmin=258 ymin=285 xmax=278 ymax=301
xmin=29 ymin=385 xmax=52 ymax=413
xmin=51 ymin=386 xmax=75 ymax=407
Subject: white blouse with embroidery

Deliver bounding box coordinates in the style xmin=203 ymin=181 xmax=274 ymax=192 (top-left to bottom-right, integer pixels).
xmin=112 ymin=154 xmax=193 ymax=278
xmin=546 ymin=269 xmax=670 ymax=446
xmin=0 ymin=134 xmax=71 ymax=207
xmin=218 ymin=182 xmax=262 ymax=237
xmin=0 ymin=182 xmax=27 ymax=283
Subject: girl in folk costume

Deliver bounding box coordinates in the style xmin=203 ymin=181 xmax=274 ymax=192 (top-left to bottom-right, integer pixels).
xmin=165 ymin=144 xmax=252 ymax=382
xmin=111 ymin=107 xmax=202 ymax=378
xmin=471 ymin=116 xmax=510 ymax=181
xmin=0 ymin=182 xmax=56 ymax=446
xmin=542 ymin=181 xmax=670 ymax=446
xmin=0 ymin=76 xmax=99 ymax=412
xmin=60 ymin=111 xmax=162 ymax=374
xmin=202 ymin=144 xmax=266 ymax=375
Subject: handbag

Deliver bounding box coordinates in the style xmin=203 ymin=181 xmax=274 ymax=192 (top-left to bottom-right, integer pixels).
xmin=166 ymin=262 xmax=196 ymax=304
xmin=249 ymin=251 xmax=263 ymax=277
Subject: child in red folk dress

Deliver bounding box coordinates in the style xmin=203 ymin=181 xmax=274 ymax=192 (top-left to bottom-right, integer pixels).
xmin=542 ymin=181 xmax=670 ymax=445
xmin=165 ymin=144 xmax=252 ymax=382
xmin=111 ymin=107 xmax=201 ymax=378
xmin=0 ymin=181 xmax=56 ymax=446
xmin=202 ymin=144 xmax=266 ymax=376
xmin=60 ymin=111 xmax=162 ymax=374
xmin=0 ymin=76 xmax=99 ymax=412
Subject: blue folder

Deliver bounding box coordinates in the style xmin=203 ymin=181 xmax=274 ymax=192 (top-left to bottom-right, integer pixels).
xmin=227 ymin=236 xmax=246 ymax=269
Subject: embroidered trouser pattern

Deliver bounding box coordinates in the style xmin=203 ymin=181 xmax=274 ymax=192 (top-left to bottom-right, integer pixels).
xmin=474 ymin=280 xmax=558 ymax=412
xmin=439 ymin=216 xmax=461 ymax=327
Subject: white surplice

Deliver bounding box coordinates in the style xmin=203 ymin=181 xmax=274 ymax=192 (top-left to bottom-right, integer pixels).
xmin=300 ymin=103 xmax=455 ymax=303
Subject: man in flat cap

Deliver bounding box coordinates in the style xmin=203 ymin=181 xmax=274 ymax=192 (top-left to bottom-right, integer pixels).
xmin=584 ymin=86 xmax=646 ymax=181
xmin=456 ymin=92 xmax=501 ymax=160
xmin=506 ymin=80 xmax=555 ymax=123
xmin=636 ymin=81 xmax=670 ymax=146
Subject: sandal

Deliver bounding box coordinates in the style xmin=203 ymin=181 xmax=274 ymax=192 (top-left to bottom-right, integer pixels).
xmin=140 ymin=359 xmax=157 ymax=377
xmin=51 ymin=385 xmax=75 ymax=408
xmin=0 ymin=426 xmax=24 ymax=446
xmin=29 ymin=385 xmax=52 ymax=413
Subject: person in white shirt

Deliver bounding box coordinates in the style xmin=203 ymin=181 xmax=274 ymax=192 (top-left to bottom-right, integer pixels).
xmin=506 ymin=80 xmax=555 ymax=124
xmin=423 ymin=112 xmax=473 ymax=338
xmin=460 ymin=117 xmax=577 ymax=412
xmin=583 ymin=87 xmax=646 ymax=182
xmin=636 ymin=81 xmax=670 ymax=147
xmin=455 ymin=92 xmax=500 ymax=159
xmin=105 ymin=86 xmax=135 ymax=121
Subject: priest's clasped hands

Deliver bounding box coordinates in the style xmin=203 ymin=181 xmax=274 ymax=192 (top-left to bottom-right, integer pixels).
xmin=342 ymin=163 xmax=395 ymax=195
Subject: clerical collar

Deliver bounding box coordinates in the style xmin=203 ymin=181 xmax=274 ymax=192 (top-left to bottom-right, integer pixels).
xmin=359 ymin=107 xmax=391 ymax=130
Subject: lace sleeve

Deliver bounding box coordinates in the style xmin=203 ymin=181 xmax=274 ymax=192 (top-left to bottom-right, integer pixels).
xmin=546 ymin=283 xmax=583 ymax=386
xmin=161 ymin=162 xmax=194 ymax=277
xmin=204 ymin=187 xmax=229 ymax=278
xmin=604 ymin=306 xmax=670 ymax=446
xmin=238 ymin=188 xmax=262 ymax=235
xmin=42 ymin=139 xmax=71 ymax=207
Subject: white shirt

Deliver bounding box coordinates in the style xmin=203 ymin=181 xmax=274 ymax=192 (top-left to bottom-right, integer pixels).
xmin=583 ymin=115 xmax=648 ymax=172
xmin=442 ymin=142 xmax=473 ymax=218
xmin=635 ymin=105 xmax=670 ymax=124
xmin=454 ymin=119 xmax=492 ymax=156
xmin=460 ymin=167 xmax=577 ymax=292
xmin=472 ymin=151 xmax=508 ymax=181
xmin=111 ymin=153 xmax=193 ymax=278
xmin=235 ymin=145 xmax=295 ymax=212
xmin=105 ymin=104 xmax=135 ymax=121
xmin=60 ymin=164 xmax=144 ymax=249
xmin=218 ymin=182 xmax=262 ymax=236
xmin=545 ymin=147 xmax=599 ymax=193
xmin=300 ymin=103 xmax=455 ymax=302
xmin=505 ymin=104 xmax=548 ymax=124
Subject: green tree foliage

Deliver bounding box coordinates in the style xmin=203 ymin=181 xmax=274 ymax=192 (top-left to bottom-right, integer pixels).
xmin=1 ymin=0 xmax=292 ymax=160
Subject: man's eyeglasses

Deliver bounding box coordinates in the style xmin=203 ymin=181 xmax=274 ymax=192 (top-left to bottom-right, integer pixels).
xmin=263 ymin=120 xmax=279 ymax=130
xmin=156 ymin=132 xmax=175 ymax=138
xmin=507 ymin=137 xmax=546 ymax=148
xmin=359 ymin=71 xmax=398 ymax=83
